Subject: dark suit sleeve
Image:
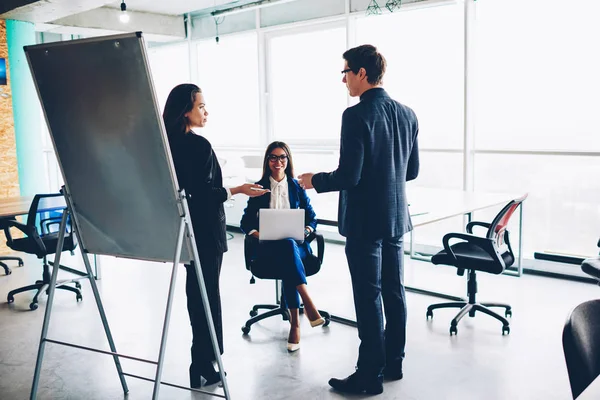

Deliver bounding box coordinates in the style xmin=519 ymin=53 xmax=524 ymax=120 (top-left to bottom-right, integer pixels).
xmin=407 ymin=117 xmax=419 ymax=182
xmin=312 ymin=108 xmax=365 ymax=193
xmin=191 ymin=138 xmax=228 ymax=204
xmin=299 ymin=187 xmax=317 ymax=231
xmin=240 ymin=195 xmax=260 ymax=235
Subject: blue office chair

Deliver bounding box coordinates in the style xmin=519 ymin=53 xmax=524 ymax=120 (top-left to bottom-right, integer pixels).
xmin=4 ymin=194 xmax=82 ymax=310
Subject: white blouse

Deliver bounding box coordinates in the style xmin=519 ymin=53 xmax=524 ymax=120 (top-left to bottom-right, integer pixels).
xmin=269 ymin=175 xmax=290 ymax=210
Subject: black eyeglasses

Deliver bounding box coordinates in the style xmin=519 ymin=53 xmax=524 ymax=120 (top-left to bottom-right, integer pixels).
xmin=267 ymin=154 xmax=288 ymax=162
xmin=341 ymin=68 xmax=353 ymax=74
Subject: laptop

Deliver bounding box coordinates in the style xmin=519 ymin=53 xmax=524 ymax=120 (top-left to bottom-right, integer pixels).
xmin=259 ymin=209 xmax=305 ymax=242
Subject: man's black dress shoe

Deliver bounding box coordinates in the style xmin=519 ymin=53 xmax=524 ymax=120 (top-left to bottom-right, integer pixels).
xmin=328 ymin=372 xmax=383 ymax=395
xmin=383 ymin=364 xmax=403 ymax=381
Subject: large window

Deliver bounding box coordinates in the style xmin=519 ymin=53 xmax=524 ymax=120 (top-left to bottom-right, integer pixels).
xmin=474 ymin=0 xmax=600 ymax=152
xmin=474 ymin=0 xmax=600 ymax=257
xmin=355 ymin=3 xmax=465 ymax=151
xmin=196 ymin=32 xmax=260 ymax=147
xmin=147 ymin=42 xmax=190 ymax=113
xmin=267 ymin=23 xmax=348 ymax=144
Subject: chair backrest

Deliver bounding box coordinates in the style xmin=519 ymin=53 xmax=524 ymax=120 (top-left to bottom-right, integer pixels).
xmin=487 ymin=194 xmax=528 ymax=246
xmin=563 ymin=299 xmax=600 ymax=399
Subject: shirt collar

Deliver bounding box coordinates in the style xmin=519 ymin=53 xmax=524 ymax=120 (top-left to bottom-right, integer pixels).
xmin=360 ymin=87 xmax=388 ymax=102
xmin=269 ymin=174 xmax=287 ymax=188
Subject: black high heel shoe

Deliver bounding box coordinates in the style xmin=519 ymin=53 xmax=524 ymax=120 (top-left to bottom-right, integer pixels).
xmin=190 ymin=362 xmax=226 ymax=388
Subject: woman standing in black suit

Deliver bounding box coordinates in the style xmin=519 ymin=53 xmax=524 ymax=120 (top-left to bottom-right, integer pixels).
xmin=162 ymin=83 xmax=268 ymax=388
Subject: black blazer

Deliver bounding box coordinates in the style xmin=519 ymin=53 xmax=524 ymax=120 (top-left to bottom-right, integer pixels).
xmin=312 ymin=88 xmax=419 ymax=239
xmin=168 ymin=132 xmax=228 ymax=253
xmin=239 ymin=176 xmax=317 ymax=236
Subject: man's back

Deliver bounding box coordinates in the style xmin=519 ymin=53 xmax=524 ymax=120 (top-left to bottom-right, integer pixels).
xmin=314 ymin=87 xmax=419 ymax=239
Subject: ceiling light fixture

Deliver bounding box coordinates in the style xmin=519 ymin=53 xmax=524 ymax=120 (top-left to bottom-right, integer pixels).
xmin=119 ymin=1 xmax=130 ymax=23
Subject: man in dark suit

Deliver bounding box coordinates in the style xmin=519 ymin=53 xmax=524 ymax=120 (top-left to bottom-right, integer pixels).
xmin=298 ymin=44 xmax=419 ymax=395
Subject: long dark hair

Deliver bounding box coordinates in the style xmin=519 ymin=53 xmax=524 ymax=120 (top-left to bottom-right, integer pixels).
xmin=260 ymin=141 xmax=295 ymax=181
xmin=162 ymin=83 xmax=201 ymax=139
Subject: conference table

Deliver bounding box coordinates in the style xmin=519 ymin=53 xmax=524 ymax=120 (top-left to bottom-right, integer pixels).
xmin=309 ymin=186 xmax=525 ymax=326
xmin=0 ymin=195 xmax=98 ymax=279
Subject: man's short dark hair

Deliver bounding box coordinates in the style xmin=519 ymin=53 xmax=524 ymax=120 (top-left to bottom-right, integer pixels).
xmin=343 ymin=44 xmax=387 ymax=86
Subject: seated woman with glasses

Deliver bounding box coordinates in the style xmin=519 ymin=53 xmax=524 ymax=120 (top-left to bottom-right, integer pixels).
xmin=240 ymin=141 xmax=325 ymax=352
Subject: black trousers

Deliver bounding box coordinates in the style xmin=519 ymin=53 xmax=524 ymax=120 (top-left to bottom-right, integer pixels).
xmin=345 ymin=236 xmax=407 ymax=378
xmin=185 ymin=249 xmax=224 ymax=368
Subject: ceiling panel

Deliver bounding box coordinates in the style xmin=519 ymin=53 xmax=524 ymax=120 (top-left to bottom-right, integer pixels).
xmin=105 ymin=0 xmax=242 ymax=15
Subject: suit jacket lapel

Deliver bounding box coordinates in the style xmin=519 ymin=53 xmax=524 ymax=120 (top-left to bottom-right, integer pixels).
xmin=288 ymin=178 xmax=299 ymax=209
xmin=259 ymin=177 xmax=271 ymax=209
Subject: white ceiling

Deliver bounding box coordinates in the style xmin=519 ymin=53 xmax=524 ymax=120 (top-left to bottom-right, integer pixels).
xmin=104 ymin=0 xmax=242 ymax=16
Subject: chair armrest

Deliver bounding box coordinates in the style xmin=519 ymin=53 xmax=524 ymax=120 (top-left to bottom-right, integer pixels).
xmin=40 ymin=217 xmax=63 ymax=235
xmin=442 ymin=232 xmax=505 ymax=269
xmin=2 ymin=219 xmax=47 ymax=254
xmin=310 ymin=232 xmax=325 ymax=265
xmin=466 ymin=221 xmax=491 ymax=234
xmin=582 ymin=257 xmax=600 ymax=282
xmin=244 ymin=235 xmax=259 ymax=270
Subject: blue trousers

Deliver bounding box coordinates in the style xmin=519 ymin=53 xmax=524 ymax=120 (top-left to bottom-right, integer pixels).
xmin=345 ymin=236 xmax=407 ymax=378
xmin=255 ymin=238 xmax=311 ymax=309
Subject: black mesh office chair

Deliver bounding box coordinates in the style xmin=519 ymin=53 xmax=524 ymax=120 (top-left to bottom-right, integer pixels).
xmin=241 ymin=232 xmax=330 ymax=334
xmin=0 ymin=218 xmax=24 ymax=275
xmin=426 ymin=194 xmax=528 ymax=335
xmin=4 ymin=193 xmax=82 ymax=310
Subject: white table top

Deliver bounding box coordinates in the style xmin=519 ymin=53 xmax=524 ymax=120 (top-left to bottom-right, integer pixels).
xmin=312 ymin=186 xmax=522 ymax=228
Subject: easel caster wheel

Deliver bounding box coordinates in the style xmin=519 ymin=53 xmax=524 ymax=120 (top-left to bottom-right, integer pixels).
xmin=502 ymin=326 xmax=510 ymax=335
xmin=249 ymin=310 xmax=258 ymax=317
xmin=323 ymin=318 xmax=331 ymax=327
xmin=241 ymin=326 xmax=250 ymax=335
xmin=75 ymin=282 xmax=82 ymax=289
xmin=18 ymin=261 xmax=24 ymax=267
xmin=7 ymin=295 xmax=14 ymax=303
xmin=426 ymin=310 xmax=433 ymax=319
xmin=30 ymin=302 xmax=39 ymax=311
xmin=76 ymin=294 xmax=83 ymax=302
xmin=505 ymin=310 xmax=512 ymax=318
xmin=450 ymin=326 xmax=458 ymax=335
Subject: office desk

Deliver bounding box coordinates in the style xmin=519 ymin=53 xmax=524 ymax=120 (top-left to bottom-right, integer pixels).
xmin=0 ymin=195 xmax=97 ymax=279
xmin=0 ymin=195 xmax=66 ymax=218
xmin=579 ymin=375 xmax=600 ymax=400
xmin=310 ymin=187 xmax=524 ymax=326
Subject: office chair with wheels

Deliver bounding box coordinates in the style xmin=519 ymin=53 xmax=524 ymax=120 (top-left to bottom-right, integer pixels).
xmin=4 ymin=193 xmax=83 ymax=310
xmin=241 ymin=232 xmax=330 ymax=334
xmin=426 ymin=194 xmax=528 ymax=335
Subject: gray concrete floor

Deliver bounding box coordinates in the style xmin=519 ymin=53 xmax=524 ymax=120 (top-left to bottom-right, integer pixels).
xmin=1 ymin=232 xmax=598 ymax=400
